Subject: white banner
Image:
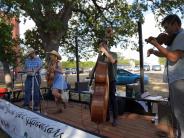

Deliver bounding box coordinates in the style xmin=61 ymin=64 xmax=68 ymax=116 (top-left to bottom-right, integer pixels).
xmin=0 ymin=99 xmax=100 ymax=138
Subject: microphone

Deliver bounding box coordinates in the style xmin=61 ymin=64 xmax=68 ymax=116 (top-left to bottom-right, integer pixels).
xmin=17 ymin=71 xmax=27 ymax=74
xmin=17 ymin=70 xmax=34 ymax=74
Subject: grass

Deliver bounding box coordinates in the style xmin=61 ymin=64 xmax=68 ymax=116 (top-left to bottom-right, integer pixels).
xmin=0 ymin=72 xmax=169 ymax=99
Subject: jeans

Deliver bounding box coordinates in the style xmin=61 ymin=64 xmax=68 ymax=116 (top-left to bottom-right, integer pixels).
xmin=170 ymin=80 xmax=184 ymax=138
xmin=24 ymin=75 xmax=41 ymax=109
xmin=107 ymin=80 xmax=118 ymax=120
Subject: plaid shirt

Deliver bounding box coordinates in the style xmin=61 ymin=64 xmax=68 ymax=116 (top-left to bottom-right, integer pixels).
xmin=24 ymin=56 xmax=42 ymax=73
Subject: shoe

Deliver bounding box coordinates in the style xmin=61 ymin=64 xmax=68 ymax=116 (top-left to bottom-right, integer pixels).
xmin=33 ymin=106 xmax=40 ymax=112
xmin=106 ymin=114 xmax=110 ymax=122
xmin=59 ymin=99 xmax=66 ymax=109
xmin=62 ymin=102 xmax=66 ymax=109
xmin=22 ymin=105 xmax=30 ymax=110
xmin=53 ymin=108 xmax=62 ymax=114
xmin=156 ymin=130 xmax=167 ymax=137
xmin=34 ymin=110 xmax=40 ymax=113
xmin=106 ymin=117 xmax=110 ymax=122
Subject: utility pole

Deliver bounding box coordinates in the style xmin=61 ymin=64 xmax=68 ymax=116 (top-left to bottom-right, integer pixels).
xmin=137 ymin=0 xmax=144 ymax=93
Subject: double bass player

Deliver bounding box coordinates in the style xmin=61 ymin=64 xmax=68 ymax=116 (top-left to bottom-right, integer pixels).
xmin=91 ymin=38 xmax=119 ymax=126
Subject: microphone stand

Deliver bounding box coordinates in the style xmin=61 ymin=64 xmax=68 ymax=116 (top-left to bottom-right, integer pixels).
xmin=18 ymin=71 xmax=26 ymax=101
xmin=18 ymin=70 xmax=40 ymax=111
xmin=31 ymin=71 xmax=41 ymax=111
xmin=31 ymin=72 xmax=35 ymax=111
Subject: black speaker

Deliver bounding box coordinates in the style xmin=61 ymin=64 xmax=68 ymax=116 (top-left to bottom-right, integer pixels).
xmin=117 ymin=97 xmax=146 ymax=115
xmin=75 ymin=81 xmax=89 ymax=92
xmin=117 ymin=97 xmax=126 ymax=115
xmin=125 ymin=100 xmax=146 ymax=115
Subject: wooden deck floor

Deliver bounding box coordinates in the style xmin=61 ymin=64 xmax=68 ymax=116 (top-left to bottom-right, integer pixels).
xmin=14 ymin=100 xmax=173 ymax=138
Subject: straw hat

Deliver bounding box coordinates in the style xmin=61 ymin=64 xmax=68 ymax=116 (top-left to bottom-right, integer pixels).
xmin=48 ymin=50 xmax=61 ymax=60
xmin=27 ymin=48 xmax=35 ymax=56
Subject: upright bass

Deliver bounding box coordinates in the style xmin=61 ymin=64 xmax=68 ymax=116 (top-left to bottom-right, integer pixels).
xmin=90 ymin=27 xmax=113 ymax=124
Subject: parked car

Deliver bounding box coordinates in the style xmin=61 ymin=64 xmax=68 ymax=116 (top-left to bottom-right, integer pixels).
xmin=132 ymin=65 xmax=150 ymax=72
xmin=132 ymin=65 xmax=140 ymax=72
xmin=144 ymin=65 xmax=150 ymax=71
xmin=64 ymin=68 xmax=73 ymax=74
xmin=117 ymin=64 xmax=132 ymax=71
xmin=152 ymin=65 xmax=161 ymax=71
xmin=116 ymin=69 xmax=149 ymax=85
xmin=65 ymin=68 xmax=84 ymax=74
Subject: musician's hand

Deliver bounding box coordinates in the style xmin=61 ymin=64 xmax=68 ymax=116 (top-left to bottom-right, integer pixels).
xmin=145 ymin=36 xmax=158 ymax=46
xmin=99 ymin=45 xmax=107 ymax=54
xmin=105 ymin=27 xmax=113 ymax=38
xmin=26 ymin=69 xmax=34 ymax=76
xmin=27 ymin=72 xmax=33 ymax=76
xmin=33 ymin=70 xmax=37 ymax=75
xmin=147 ymin=48 xmax=154 ymax=57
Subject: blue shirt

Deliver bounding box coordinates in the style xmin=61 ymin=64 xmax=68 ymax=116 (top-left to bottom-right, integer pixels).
xmin=24 ymin=56 xmax=42 ymax=73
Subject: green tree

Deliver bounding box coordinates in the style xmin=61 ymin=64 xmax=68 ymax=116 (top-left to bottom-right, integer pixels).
xmin=61 ymin=61 xmax=95 ymax=69
xmin=0 ymin=0 xmax=144 ymax=57
xmin=0 ymin=0 xmax=184 ymax=86
xmin=118 ymin=58 xmax=129 ymax=65
xmin=159 ymin=57 xmax=166 ymax=65
xmin=62 ymin=61 xmax=76 ymax=69
xmin=0 ymin=16 xmax=19 ymax=88
xmin=1 ymin=1 xmax=183 ymax=58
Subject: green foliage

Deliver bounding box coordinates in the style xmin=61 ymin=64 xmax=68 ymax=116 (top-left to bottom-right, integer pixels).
xmin=0 ymin=0 xmax=142 ymax=59
xmin=148 ymin=0 xmax=184 ymax=18
xmin=117 ymin=52 xmax=139 ymax=65
xmin=80 ymin=61 xmax=95 ymax=68
xmin=1 ymin=0 xmax=184 ymax=61
xmin=61 ymin=61 xmax=95 ymax=69
xmin=134 ymin=60 xmax=140 ymax=65
xmin=24 ymin=29 xmax=45 ymax=59
xmin=158 ymin=57 xmax=166 ymax=65
xmin=118 ymin=58 xmax=130 ymax=65
xmin=0 ymin=18 xmax=17 ymax=66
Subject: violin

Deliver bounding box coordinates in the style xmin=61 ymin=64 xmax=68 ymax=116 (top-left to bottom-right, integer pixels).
xmin=145 ymin=33 xmax=176 ymax=46
xmin=46 ymin=60 xmax=56 ymax=87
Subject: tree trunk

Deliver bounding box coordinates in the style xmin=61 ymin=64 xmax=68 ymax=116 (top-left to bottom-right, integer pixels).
xmin=42 ymin=34 xmax=60 ymax=52
xmin=2 ymin=61 xmax=12 ymax=89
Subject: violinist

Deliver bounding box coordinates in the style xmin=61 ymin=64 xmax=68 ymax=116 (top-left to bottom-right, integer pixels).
xmin=146 ymin=14 xmax=184 ymax=138
xmin=46 ymin=50 xmax=68 ymax=113
xmin=97 ymin=39 xmax=119 ymax=126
